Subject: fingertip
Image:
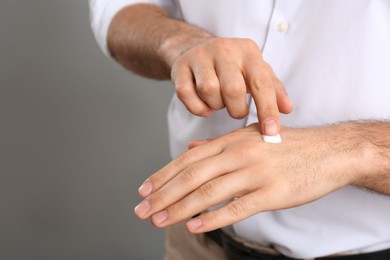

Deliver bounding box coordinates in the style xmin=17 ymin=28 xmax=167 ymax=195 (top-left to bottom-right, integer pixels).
xmin=151 ymin=210 xmax=168 ymax=227
xmin=138 ymin=180 xmax=153 ymax=198
xmin=134 ymin=199 xmax=151 ymax=219
xmin=262 ymin=117 xmax=280 ymax=136
xmin=201 ymin=109 xmax=213 ymax=118
xmin=279 ymin=95 xmax=294 ymax=114
xmin=275 ymin=85 xmax=294 ymax=114
xmin=286 ymin=98 xmax=294 ymax=113
xmin=188 ymin=141 xmax=195 ymax=149
xmin=186 ymin=218 xmax=203 ymax=233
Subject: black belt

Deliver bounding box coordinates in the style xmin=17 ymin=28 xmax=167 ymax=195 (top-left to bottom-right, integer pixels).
xmin=205 ymin=229 xmax=390 ymax=260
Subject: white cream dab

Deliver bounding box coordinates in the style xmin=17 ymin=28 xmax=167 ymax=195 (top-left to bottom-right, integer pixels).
xmin=261 ymin=134 xmax=282 ymax=144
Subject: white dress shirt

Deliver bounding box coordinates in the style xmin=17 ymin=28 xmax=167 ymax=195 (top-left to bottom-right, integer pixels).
xmin=89 ymin=0 xmax=390 ymax=258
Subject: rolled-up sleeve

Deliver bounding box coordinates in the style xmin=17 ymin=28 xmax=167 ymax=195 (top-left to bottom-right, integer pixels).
xmin=89 ymin=0 xmax=178 ymax=56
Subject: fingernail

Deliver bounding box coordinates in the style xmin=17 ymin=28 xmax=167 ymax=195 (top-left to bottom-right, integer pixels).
xmin=186 ymin=218 xmax=202 ymax=231
xmin=138 ymin=180 xmax=152 ymax=197
xmin=201 ymin=109 xmax=212 ymax=118
xmin=263 ymin=118 xmax=279 ymax=136
xmin=152 ymin=210 xmax=168 ymax=225
xmin=134 ymin=200 xmax=150 ymax=217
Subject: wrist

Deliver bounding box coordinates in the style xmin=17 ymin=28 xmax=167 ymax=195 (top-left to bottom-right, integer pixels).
xmin=157 ymin=23 xmax=213 ymax=70
xmin=338 ymin=123 xmax=389 ymax=188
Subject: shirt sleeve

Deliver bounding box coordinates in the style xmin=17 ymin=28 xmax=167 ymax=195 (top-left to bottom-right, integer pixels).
xmin=89 ymin=0 xmax=178 ymax=56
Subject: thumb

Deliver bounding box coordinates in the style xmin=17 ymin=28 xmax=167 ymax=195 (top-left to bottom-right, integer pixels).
xmin=275 ymin=79 xmax=293 ymax=115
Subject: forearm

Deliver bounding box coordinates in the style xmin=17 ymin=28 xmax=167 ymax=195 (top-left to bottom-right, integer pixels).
xmin=347 ymin=121 xmax=390 ymax=194
xmin=107 ymin=3 xmax=212 ymax=79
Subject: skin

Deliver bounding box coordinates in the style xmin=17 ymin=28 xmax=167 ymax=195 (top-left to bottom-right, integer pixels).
xmin=135 ymin=123 xmax=390 ymax=233
xmin=106 ymin=4 xmax=390 ymax=232
xmin=108 ymin=4 xmax=293 ymax=135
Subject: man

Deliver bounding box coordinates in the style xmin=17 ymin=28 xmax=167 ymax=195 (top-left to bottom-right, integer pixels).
xmin=89 ymin=1 xmax=390 ymax=259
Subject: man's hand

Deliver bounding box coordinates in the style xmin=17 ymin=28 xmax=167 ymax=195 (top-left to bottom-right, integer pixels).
xmin=170 ymin=38 xmax=292 ymax=135
xmin=108 ymin=4 xmax=292 ymax=135
xmin=134 ymin=123 xmax=390 ymax=233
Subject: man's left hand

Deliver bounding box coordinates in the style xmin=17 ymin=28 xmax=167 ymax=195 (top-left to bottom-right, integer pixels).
xmin=134 ymin=123 xmax=375 ymax=233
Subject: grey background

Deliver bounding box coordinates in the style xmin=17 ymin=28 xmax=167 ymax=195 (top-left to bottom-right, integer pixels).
xmin=0 ymin=1 xmax=173 ymax=259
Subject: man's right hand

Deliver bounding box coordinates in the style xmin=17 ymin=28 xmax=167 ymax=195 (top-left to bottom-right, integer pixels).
xmin=108 ymin=4 xmax=293 ymax=135
xmin=170 ymin=37 xmax=293 ymax=135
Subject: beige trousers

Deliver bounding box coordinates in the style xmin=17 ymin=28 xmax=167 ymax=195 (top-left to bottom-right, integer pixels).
xmin=164 ymin=221 xmax=227 ymax=260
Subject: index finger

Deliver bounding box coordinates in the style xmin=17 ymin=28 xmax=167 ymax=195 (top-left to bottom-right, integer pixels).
xmin=244 ymin=60 xmax=280 ymax=136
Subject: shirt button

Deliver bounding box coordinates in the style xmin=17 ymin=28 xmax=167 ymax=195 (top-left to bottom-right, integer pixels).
xmin=276 ymin=21 xmax=289 ymax=33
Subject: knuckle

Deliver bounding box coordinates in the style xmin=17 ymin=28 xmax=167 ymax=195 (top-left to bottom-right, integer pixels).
xmin=170 ymin=202 xmax=187 ymax=219
xmin=250 ymin=76 xmax=273 ymax=91
xmin=210 ymin=38 xmax=228 ymax=50
xmin=199 ymin=182 xmax=220 ymax=199
xmin=197 ymin=80 xmax=220 ymax=95
xmin=174 ymin=151 xmax=197 ymax=171
xmin=179 ymin=165 xmax=200 ymax=184
xmin=173 ymin=201 xmax=188 ymax=214
xmin=176 ymin=151 xmax=193 ymax=167
xmin=176 ymin=85 xmax=193 ymax=99
xmin=242 ymin=39 xmax=261 ymax=52
xmin=149 ymin=192 xmax=167 ymax=208
xmin=227 ymin=201 xmax=246 ymax=218
xmin=241 ymin=38 xmax=255 ymax=46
